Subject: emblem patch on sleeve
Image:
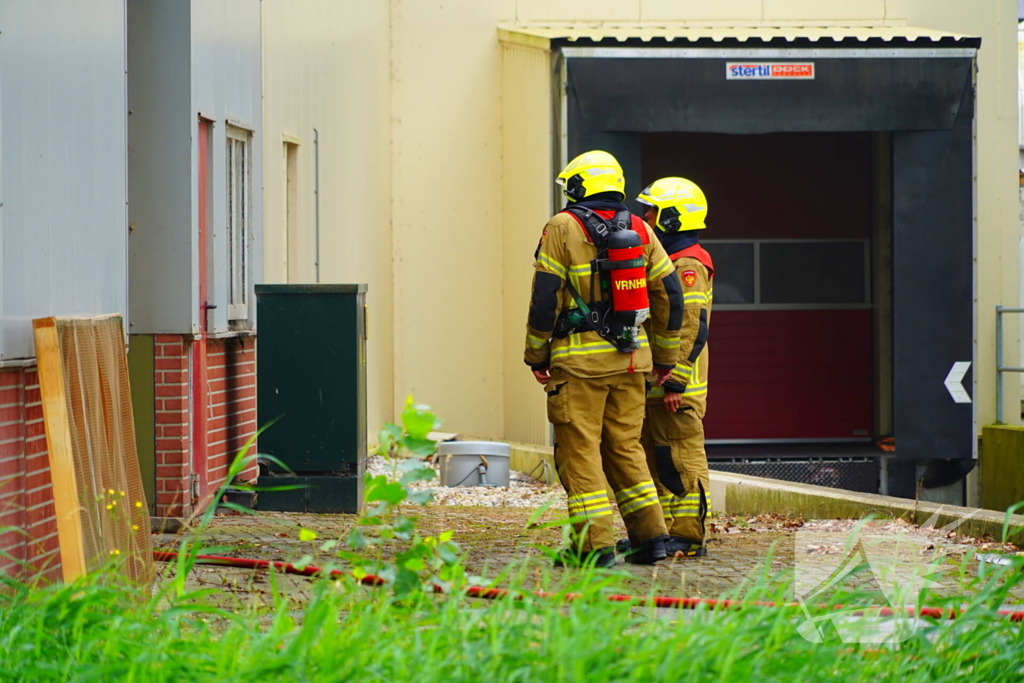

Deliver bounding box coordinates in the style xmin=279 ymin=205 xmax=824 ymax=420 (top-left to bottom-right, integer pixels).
xmin=682 ymin=270 xmax=697 ymax=288
xmin=534 ymin=228 xmax=548 ymax=259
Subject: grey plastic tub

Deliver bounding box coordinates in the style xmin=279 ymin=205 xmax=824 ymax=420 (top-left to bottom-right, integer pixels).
xmin=436 ymin=441 xmax=511 ymax=488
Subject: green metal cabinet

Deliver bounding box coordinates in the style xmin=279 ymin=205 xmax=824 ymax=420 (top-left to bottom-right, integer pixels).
xmin=255 ymin=284 xmax=366 ymax=513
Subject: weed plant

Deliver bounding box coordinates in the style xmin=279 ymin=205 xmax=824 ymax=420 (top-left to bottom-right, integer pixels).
xmin=1 ymin=401 xmax=1023 ymax=682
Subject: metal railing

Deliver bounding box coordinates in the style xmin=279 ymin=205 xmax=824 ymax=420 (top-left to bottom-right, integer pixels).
xmin=995 ymin=305 xmax=1024 ymax=423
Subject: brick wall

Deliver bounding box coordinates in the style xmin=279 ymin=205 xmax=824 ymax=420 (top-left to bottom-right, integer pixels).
xmin=0 ymin=332 xmax=258 ymax=581
xmin=152 ymin=334 xmax=257 ymax=519
xmin=206 ymin=336 xmax=258 ymax=488
xmin=154 ymin=335 xmax=191 ymax=519
xmin=0 ymin=367 xmax=61 ymax=583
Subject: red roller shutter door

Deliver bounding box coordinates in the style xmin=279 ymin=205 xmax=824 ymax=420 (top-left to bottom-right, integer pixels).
xmin=704 ymin=310 xmax=872 ymax=441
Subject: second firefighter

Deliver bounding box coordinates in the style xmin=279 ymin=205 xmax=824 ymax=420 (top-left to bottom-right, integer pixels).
xmin=634 ymin=177 xmax=715 ymax=558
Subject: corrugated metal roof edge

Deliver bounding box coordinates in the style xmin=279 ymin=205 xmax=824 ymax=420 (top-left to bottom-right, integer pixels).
xmin=553 ymin=37 xmax=982 ymax=50
xmin=498 ymin=23 xmax=979 ymax=48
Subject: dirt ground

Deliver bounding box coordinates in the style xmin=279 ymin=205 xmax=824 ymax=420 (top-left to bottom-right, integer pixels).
xmin=153 ymin=503 xmax=1024 ymax=610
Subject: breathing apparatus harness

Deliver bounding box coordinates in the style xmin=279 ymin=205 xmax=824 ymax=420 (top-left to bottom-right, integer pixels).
xmin=553 ymin=206 xmax=651 ymax=353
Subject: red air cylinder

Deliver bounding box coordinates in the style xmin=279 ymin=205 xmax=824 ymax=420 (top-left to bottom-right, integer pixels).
xmin=607 ymin=230 xmax=650 ymax=327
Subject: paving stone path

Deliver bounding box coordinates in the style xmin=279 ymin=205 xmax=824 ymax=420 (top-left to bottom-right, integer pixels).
xmin=154 ymin=503 xmax=1024 ymax=610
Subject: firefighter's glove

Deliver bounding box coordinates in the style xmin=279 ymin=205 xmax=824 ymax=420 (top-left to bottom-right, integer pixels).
xmin=532 ymin=368 xmax=552 ymax=385
xmin=663 ymin=391 xmax=683 ymax=414
xmin=652 ymin=364 xmax=674 ymax=386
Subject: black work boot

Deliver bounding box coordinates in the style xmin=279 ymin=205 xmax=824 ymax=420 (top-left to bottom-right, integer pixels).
xmin=615 ymin=538 xmax=631 ymax=554
xmin=553 ymin=546 xmax=617 ymax=569
xmin=665 ymin=536 xmax=707 ymax=558
xmin=624 ymin=536 xmax=668 ymax=565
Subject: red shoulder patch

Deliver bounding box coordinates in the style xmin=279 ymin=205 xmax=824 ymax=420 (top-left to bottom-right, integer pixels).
xmin=682 ymin=270 xmax=697 ymax=288
xmin=533 ymin=227 xmax=549 ymax=259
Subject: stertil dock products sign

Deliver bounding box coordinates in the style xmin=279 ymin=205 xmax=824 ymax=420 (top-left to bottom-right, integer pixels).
xmin=726 ymin=62 xmax=815 ymax=80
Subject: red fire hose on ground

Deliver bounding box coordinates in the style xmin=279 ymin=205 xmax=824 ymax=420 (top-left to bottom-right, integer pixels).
xmin=153 ymin=550 xmax=1024 ymax=622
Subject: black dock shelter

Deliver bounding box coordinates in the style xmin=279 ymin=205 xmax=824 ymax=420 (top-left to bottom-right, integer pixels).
xmin=553 ymin=31 xmax=979 ymax=498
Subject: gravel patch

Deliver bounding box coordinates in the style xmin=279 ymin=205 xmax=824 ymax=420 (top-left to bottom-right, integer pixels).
xmin=798 ymin=516 xmax=1022 ymax=556
xmin=366 ymin=454 xmax=567 ymax=508
xmin=712 ymin=513 xmax=1022 ymax=557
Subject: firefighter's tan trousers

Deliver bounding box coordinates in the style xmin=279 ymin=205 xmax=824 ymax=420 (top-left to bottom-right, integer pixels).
xmin=641 ymin=404 xmax=710 ymax=545
xmin=547 ymin=368 xmax=668 ymax=552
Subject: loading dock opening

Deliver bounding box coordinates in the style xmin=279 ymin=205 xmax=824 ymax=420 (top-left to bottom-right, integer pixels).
xmin=640 ymin=131 xmax=879 ymax=444
xmin=541 ymin=29 xmax=979 ymax=498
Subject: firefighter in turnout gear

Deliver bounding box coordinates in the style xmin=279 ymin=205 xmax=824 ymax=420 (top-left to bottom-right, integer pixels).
xmin=633 ymin=177 xmax=714 ymax=558
xmin=524 ymin=151 xmax=686 ymax=568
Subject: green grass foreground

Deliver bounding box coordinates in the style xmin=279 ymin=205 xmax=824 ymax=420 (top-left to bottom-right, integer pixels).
xmin=1 ymin=553 xmax=1024 ymax=683
xmin=5 ymin=414 xmax=1021 ymax=682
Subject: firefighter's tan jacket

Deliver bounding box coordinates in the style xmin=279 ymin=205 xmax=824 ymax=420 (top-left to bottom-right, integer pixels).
xmin=523 ymin=211 xmax=682 ymax=378
xmin=648 ymin=256 xmax=712 ymax=416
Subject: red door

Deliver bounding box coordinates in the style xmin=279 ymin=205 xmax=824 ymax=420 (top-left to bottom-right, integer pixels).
xmin=640 ymin=132 xmax=876 ymax=444
xmin=193 ymin=118 xmax=212 ymax=498
xmin=704 ymin=309 xmax=872 ymax=441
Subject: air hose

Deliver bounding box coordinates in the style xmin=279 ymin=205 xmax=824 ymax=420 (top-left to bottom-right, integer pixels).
xmin=153 ymin=551 xmax=1024 ymax=622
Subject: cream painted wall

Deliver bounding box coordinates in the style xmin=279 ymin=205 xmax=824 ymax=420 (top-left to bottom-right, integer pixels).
xmin=501 ymin=39 xmax=553 ymax=445
xmin=261 ymin=0 xmax=394 ymax=436
xmin=508 ymin=0 xmax=895 ymax=22
xmin=389 ymin=0 xmax=508 ymax=438
xmin=465 ymin=0 xmax=1021 ymax=434
xmin=262 ymin=0 xmax=1019 ymax=440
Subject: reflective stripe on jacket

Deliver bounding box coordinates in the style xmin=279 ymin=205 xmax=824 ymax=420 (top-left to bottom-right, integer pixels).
xmin=647 ymin=255 xmax=712 ymax=417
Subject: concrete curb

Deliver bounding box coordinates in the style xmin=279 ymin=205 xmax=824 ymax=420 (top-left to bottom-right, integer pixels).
xmin=151 ymin=517 xmax=188 ymax=534
xmin=712 ymin=470 xmax=1024 ymax=542
xmin=508 ymin=442 xmax=1024 ymax=542
xmin=509 ymin=442 xmax=558 ymax=485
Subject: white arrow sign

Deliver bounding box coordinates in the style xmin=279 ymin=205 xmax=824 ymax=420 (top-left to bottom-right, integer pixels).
xmin=944 ymin=361 xmax=972 ymax=404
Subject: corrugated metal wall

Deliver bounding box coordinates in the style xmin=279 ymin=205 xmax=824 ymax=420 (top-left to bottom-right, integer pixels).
xmin=501 ymin=39 xmax=553 ymax=446
xmin=0 ymin=0 xmax=128 ymax=359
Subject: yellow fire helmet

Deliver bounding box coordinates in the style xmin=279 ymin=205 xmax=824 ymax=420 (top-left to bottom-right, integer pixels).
xmin=556 ymin=150 xmax=626 ymax=202
xmin=636 ymin=177 xmax=708 ymax=233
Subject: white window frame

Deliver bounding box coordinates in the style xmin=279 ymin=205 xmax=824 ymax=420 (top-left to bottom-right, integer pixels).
xmin=226 ymin=125 xmax=252 ymax=322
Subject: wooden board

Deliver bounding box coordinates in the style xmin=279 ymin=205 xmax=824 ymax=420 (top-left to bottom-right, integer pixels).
xmin=33 ymin=317 xmax=87 ymax=582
